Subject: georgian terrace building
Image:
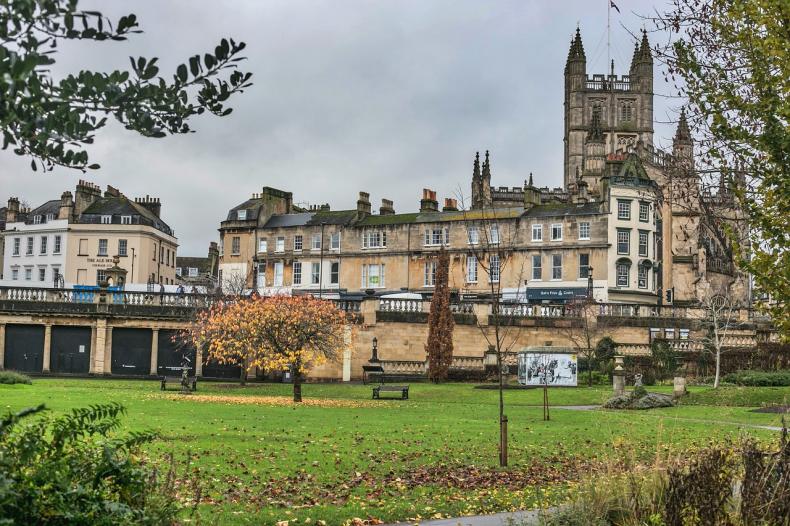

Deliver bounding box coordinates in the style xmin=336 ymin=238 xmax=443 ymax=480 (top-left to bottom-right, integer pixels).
xmin=219 ymin=149 xmax=664 ymax=305
xmin=1 ymin=181 xmax=178 ymax=288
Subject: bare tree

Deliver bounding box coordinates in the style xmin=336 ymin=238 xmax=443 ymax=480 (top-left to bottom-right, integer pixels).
xmin=457 ymin=191 xmax=528 ymax=468
xmin=220 ymin=266 xmax=253 ymax=297
xmin=699 ymin=293 xmax=739 ymax=389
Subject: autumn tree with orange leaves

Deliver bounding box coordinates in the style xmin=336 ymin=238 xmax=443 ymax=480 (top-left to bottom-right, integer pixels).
xmin=186 ymin=295 xmax=348 ymax=401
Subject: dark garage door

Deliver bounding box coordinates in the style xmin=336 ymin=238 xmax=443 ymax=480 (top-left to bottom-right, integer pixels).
xmin=111 ymin=329 xmax=152 ymax=376
xmin=201 ymin=350 xmax=242 ymax=379
xmin=4 ymin=324 xmax=44 ymax=373
xmin=156 ymin=330 xmax=196 ymax=377
xmin=51 ymin=326 xmax=91 ymax=374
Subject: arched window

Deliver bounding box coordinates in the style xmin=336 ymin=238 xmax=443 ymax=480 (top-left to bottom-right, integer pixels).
xmin=616 ymin=258 xmax=632 ymax=287
xmin=619 ymin=101 xmax=633 ymax=123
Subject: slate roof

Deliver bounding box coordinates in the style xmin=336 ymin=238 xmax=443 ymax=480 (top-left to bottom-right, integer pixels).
xmin=79 ymin=196 xmax=174 ymax=236
xmin=523 ymin=201 xmax=601 ymax=218
xmin=24 ymin=200 xmax=61 ymax=224
xmin=225 ymin=198 xmax=263 ymax=221
xmin=263 ymin=210 xmax=358 ymax=229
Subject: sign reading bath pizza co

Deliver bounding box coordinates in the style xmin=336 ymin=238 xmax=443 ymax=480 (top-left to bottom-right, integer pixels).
xmin=526 ymin=288 xmax=587 ymax=300
xmin=86 ymin=257 xmax=115 ymax=268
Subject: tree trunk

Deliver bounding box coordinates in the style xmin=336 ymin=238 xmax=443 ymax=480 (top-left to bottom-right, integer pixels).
xmin=714 ymin=349 xmax=721 ymax=389
xmin=588 ymin=364 xmax=593 ymax=387
xmin=240 ymin=359 xmax=247 ymax=386
xmin=293 ymin=376 xmax=302 ymax=402
xmin=293 ymin=359 xmax=303 ymax=402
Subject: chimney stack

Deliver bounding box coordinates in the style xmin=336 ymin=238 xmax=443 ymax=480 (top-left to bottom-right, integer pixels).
xmin=58 ymin=191 xmax=74 ymax=221
xmin=379 ymin=198 xmax=395 ymax=215
xmin=6 ymin=197 xmax=19 ymax=223
xmin=74 ymin=179 xmax=101 ymax=217
xmin=134 ymin=195 xmax=162 ymax=218
xmin=443 ymin=198 xmax=458 ymax=212
xmin=356 ymin=191 xmax=371 ymax=218
xmin=420 ymin=188 xmax=439 ymax=213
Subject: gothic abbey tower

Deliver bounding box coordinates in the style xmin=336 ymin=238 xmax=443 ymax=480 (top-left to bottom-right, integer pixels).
xmin=564 ymin=28 xmax=654 ymax=189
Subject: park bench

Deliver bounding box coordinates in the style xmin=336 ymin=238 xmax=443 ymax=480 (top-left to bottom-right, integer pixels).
xmin=372 ymin=385 xmax=409 ymax=400
xmin=160 ymin=375 xmax=198 ymax=392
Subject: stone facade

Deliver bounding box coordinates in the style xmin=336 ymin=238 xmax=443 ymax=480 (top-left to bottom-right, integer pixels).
xmin=1 ymin=181 xmax=178 ymax=288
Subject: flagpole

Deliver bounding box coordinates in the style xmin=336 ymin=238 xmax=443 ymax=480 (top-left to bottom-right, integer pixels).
xmin=607 ymin=0 xmax=611 ymax=78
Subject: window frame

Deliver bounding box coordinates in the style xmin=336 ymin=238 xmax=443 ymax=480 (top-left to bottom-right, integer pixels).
xmin=26 ymin=236 xmax=33 ymax=255
xmin=578 ymin=221 xmax=590 ymax=240
xmin=550 ymin=223 xmax=563 ymax=241
xmin=12 ymin=237 xmax=20 ymax=256
xmin=231 ymin=236 xmax=241 ymax=255
xmin=101 ymin=215 xmax=112 ymax=224
xmin=616 ymin=262 xmax=630 ymax=287
xmin=617 ymin=228 xmax=630 ymax=255
xmin=638 ymin=230 xmax=649 ymax=257
xmin=578 ymin=253 xmax=590 ymax=279
xmin=466 ymin=255 xmax=478 ymax=283
xmin=531 ymin=254 xmax=542 ymax=280
xmin=551 ymin=253 xmax=562 ymax=280
xmin=638 ymin=264 xmax=648 ymax=289
xmin=639 ymin=202 xmax=649 ymax=222
xmin=617 ymin=200 xmax=631 ymax=220
xmin=118 ymin=239 xmax=128 ymax=257
xmin=467 ymin=226 xmax=479 ymax=245
xmin=311 ymin=262 xmax=320 ymax=285
xmin=53 ymin=235 xmax=61 ymax=254
xmin=121 ymin=215 xmax=132 ymax=225
xmin=330 ymin=232 xmax=341 ymax=250
xmin=532 ymin=224 xmax=543 ymax=242
xmin=311 ymin=233 xmax=322 ymax=251
xmin=273 ymin=261 xmax=284 ymax=286
xmin=293 ymin=235 xmax=303 ymax=251
xmin=97 ymin=238 xmax=108 ymax=256
xmin=489 ymin=254 xmax=500 ymax=283
xmin=292 ymin=261 xmax=302 ymax=285
xmin=275 ymin=236 xmax=285 ymax=253
xmin=39 ymin=236 xmax=47 ymax=255
xmin=237 ymin=209 xmax=247 ymax=220
xmin=330 ymin=262 xmax=340 ymax=285
xmin=424 ymin=260 xmax=436 ymax=287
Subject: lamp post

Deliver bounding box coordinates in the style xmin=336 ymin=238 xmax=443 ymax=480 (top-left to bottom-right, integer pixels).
xmin=370 ymin=337 xmax=379 ymax=362
xmin=587 ymin=266 xmax=594 ymax=299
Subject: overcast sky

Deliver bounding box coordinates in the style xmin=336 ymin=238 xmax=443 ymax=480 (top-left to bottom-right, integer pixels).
xmin=1 ymin=0 xmax=681 ymax=255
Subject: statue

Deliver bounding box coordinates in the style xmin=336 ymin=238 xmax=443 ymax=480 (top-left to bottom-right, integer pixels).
xmin=634 ymin=373 xmax=643 ymax=388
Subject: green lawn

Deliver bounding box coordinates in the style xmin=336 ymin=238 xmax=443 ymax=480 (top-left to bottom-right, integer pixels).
xmin=2 ymin=379 xmax=787 ymax=526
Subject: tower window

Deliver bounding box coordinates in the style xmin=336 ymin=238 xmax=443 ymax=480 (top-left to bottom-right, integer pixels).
xmin=619 ymin=101 xmax=634 ymax=123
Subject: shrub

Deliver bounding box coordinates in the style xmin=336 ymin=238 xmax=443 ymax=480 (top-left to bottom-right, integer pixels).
xmin=0 ymin=403 xmax=198 ymax=524
xmin=0 ymin=370 xmax=32 ymax=385
xmin=723 ymin=370 xmax=790 ymax=387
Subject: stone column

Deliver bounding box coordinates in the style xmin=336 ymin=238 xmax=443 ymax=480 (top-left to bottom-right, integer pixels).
xmin=0 ymin=323 xmax=5 ymax=370
xmin=194 ymin=343 xmax=203 ymax=377
xmin=104 ymin=326 xmax=113 ymax=375
xmin=361 ymin=298 xmax=378 ymax=326
xmin=473 ymin=303 xmax=490 ymax=327
xmin=42 ymin=324 xmax=52 ymax=373
xmin=612 ymin=355 xmax=625 ymax=396
xmin=149 ymin=328 xmax=159 ymax=376
xmin=89 ymin=325 xmax=97 ymax=374
xmin=94 ymin=319 xmax=107 ymax=374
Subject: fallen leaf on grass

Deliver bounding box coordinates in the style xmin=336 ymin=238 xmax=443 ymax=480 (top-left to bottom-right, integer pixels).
xmin=154 ymin=393 xmax=385 ymax=409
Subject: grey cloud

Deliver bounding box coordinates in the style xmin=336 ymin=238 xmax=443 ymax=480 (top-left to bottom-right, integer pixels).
xmin=0 ymin=0 xmax=677 ymax=255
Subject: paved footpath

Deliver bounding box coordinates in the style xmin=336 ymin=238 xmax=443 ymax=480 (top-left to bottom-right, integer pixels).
xmin=384 ymin=509 xmax=545 ymax=526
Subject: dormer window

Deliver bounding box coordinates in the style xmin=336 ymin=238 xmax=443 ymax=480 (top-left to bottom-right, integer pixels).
xmin=46 ymin=213 xmax=54 ymax=222
xmin=121 ymin=215 xmax=132 ymax=225
xmin=101 ymin=215 xmax=111 ymax=224
xmin=33 ymin=215 xmax=42 ymax=224
xmin=237 ymin=209 xmax=247 ymax=220
xmin=188 ymin=267 xmax=198 ymax=277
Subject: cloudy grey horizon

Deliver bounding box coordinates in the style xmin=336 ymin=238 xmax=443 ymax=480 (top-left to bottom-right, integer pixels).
xmin=1 ymin=0 xmax=681 ymax=256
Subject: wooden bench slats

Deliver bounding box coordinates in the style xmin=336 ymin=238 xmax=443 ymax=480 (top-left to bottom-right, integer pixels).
xmin=372 ymin=385 xmax=409 ymax=400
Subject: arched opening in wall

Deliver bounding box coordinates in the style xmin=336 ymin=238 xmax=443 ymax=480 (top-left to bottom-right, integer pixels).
xmin=51 ymin=326 xmax=91 ymax=374
xmin=4 ymin=324 xmax=44 ymax=372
